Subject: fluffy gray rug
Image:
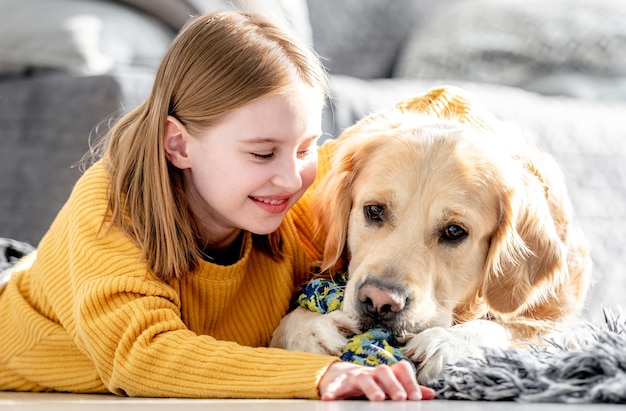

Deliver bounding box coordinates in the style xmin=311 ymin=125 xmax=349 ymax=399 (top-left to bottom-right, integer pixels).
xmin=428 ymin=309 xmax=626 ymax=403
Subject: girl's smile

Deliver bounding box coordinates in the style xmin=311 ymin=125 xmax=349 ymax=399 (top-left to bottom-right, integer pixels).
xmin=250 ymin=195 xmax=291 ymax=214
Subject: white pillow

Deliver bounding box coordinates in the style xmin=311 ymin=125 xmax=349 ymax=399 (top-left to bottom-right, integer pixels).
xmin=0 ymin=0 xmax=176 ymax=75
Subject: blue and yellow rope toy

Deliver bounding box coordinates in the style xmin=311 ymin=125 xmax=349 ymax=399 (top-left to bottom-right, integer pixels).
xmin=297 ymin=273 xmax=411 ymax=368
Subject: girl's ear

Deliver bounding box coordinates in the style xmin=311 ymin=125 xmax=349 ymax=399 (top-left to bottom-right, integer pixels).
xmin=164 ymin=115 xmax=191 ymax=169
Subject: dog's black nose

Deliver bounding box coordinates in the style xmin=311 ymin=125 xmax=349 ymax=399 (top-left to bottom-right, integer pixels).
xmin=358 ymin=282 xmax=407 ymax=321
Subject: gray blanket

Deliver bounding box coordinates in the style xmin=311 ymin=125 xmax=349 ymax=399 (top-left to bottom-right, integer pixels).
xmin=429 ymin=309 xmax=626 ymax=403
xmin=0 ymin=237 xmax=34 ymax=269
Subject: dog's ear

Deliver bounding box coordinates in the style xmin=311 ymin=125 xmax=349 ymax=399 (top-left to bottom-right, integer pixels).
xmin=311 ymin=123 xmax=390 ymax=273
xmin=311 ymin=150 xmax=356 ymax=273
xmin=311 ymin=110 xmax=411 ymax=273
xmin=483 ymin=171 xmax=565 ymax=315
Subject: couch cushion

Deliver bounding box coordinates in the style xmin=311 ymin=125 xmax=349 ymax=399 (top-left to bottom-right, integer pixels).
xmin=0 ymin=0 xmax=176 ymax=75
xmin=0 ymin=71 xmax=155 ymax=245
xmin=394 ymin=0 xmax=626 ymax=100
xmin=189 ymin=0 xmax=313 ymax=45
xmin=112 ymin=0 xmax=198 ymax=30
xmin=307 ymin=0 xmax=439 ymax=79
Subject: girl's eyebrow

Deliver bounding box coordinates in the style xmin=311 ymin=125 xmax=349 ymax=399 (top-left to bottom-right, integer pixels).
xmin=239 ymin=135 xmax=321 ymax=144
xmin=238 ymin=137 xmax=280 ymax=144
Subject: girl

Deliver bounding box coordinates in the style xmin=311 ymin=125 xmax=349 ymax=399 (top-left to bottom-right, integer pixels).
xmin=0 ymin=11 xmax=433 ymax=401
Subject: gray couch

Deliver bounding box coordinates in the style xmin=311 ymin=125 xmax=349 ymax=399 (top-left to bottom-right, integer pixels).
xmin=1 ymin=0 xmax=625 ymax=321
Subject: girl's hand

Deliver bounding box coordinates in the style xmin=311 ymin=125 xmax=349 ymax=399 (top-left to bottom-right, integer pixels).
xmin=319 ymin=360 xmax=435 ymax=401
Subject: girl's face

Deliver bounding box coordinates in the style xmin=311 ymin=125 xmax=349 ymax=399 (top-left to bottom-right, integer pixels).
xmin=165 ymin=85 xmax=324 ymax=249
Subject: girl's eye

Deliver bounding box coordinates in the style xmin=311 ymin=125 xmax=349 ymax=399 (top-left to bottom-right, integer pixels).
xmin=252 ymin=152 xmax=274 ymax=160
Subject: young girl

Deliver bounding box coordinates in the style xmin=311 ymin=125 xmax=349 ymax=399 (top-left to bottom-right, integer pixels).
xmin=0 ymin=11 xmax=434 ymax=401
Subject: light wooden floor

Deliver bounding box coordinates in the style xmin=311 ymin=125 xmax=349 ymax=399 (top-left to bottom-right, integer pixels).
xmin=0 ymin=392 xmax=623 ymax=411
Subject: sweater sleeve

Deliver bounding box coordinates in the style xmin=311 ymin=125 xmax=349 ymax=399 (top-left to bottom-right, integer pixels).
xmin=31 ymin=163 xmax=337 ymax=399
xmin=72 ymin=269 xmax=335 ymax=398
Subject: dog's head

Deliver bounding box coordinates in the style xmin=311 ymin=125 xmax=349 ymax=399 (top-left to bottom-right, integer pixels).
xmin=312 ymin=110 xmax=566 ymax=336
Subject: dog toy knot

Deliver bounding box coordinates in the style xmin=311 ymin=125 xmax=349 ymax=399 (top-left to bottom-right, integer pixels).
xmin=297 ymin=273 xmax=348 ymax=314
xmin=297 ymin=273 xmax=412 ymax=369
xmin=341 ymin=327 xmax=410 ymax=367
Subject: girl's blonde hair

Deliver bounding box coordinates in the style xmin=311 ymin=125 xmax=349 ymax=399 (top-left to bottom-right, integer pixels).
xmin=97 ymin=11 xmax=328 ymax=281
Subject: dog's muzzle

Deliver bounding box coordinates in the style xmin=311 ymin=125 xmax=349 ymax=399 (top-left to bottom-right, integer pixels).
xmin=356 ymin=280 xmax=410 ymax=332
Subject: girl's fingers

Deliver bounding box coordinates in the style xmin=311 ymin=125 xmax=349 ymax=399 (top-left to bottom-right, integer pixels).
xmin=391 ymin=360 xmax=426 ymax=400
xmin=419 ymin=385 xmax=436 ymax=400
xmin=371 ymin=364 xmax=407 ymax=401
xmin=319 ymin=361 xmax=435 ymax=401
xmin=322 ymin=371 xmax=383 ymax=401
xmin=355 ymin=371 xmax=387 ymax=401
xmin=321 ymin=366 xmax=384 ymax=401
xmin=321 ymin=373 xmax=347 ymax=400
xmin=391 ymin=361 xmax=435 ymax=400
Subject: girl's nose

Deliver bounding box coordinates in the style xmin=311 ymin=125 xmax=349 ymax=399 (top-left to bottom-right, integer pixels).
xmin=271 ymin=156 xmax=303 ymax=192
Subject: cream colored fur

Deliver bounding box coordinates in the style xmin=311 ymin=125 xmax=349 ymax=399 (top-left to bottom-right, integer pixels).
xmin=271 ymin=110 xmax=591 ymax=383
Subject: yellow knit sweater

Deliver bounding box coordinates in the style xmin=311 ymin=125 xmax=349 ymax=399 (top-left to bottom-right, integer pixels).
xmin=0 ymin=86 xmax=491 ymax=398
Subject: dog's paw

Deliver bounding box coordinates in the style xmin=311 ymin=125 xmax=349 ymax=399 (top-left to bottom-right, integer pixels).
xmin=402 ymin=327 xmax=485 ymax=384
xmin=270 ymin=308 xmax=360 ymax=356
xmin=402 ymin=320 xmax=510 ymax=383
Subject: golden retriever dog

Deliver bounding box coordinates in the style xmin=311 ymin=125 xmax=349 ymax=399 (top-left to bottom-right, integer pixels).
xmin=271 ymin=88 xmax=591 ymax=383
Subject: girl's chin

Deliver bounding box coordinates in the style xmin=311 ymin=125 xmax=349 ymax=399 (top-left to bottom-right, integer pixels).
xmin=248 ymin=219 xmax=284 ymax=236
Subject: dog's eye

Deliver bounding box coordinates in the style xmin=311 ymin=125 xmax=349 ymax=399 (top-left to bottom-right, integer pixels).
xmin=363 ymin=204 xmax=385 ymax=222
xmin=440 ymin=224 xmax=468 ymax=243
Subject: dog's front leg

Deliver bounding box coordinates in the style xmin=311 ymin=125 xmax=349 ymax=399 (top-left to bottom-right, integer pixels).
xmin=269 ymin=307 xmax=360 ymax=356
xmin=401 ymin=320 xmax=510 ymax=383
